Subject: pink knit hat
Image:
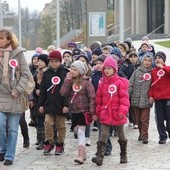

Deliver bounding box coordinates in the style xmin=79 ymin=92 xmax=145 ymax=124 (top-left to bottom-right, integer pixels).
xmin=103 ymin=56 xmax=118 ymax=72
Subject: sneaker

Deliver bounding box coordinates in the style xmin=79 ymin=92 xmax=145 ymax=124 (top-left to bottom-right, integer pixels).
xmin=128 ymin=123 xmax=133 ymax=127
xmin=86 ymin=138 xmax=91 ymax=146
xmin=158 ymin=139 xmax=166 ymax=144
xmin=43 ymin=143 xmax=54 ymax=155
xmin=92 ymin=126 xmax=98 ymax=131
xmin=133 ymin=125 xmax=138 ymax=129
xmin=55 ymin=146 xmax=64 ymax=155
xmin=104 ymin=150 xmax=111 ymax=156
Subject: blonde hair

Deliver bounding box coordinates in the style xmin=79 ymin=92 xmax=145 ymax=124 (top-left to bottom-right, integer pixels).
xmin=0 ymin=28 xmax=19 ymax=49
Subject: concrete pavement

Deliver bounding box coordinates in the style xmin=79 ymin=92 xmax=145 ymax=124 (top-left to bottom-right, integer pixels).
xmin=1 ymin=108 xmax=170 ymax=170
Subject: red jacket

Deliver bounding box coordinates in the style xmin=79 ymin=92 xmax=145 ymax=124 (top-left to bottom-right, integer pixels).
xmin=96 ymin=74 xmax=130 ymax=126
xmin=149 ymin=66 xmax=170 ymax=100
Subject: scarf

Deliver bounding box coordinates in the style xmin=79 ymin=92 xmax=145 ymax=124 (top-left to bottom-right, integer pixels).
xmin=0 ymin=45 xmax=13 ymax=85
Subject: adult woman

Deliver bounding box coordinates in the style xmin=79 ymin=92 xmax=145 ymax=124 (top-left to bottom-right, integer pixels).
xmin=0 ymin=28 xmax=30 ymax=166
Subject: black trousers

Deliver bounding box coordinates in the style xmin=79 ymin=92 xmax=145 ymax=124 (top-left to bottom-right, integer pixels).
xmin=155 ymin=99 xmax=170 ymax=140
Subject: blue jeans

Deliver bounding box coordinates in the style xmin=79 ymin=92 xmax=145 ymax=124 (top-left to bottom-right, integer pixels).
xmin=0 ymin=112 xmax=21 ymax=161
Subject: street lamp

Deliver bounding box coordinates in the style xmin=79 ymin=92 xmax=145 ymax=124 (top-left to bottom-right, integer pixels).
xmin=18 ymin=0 xmax=22 ymax=47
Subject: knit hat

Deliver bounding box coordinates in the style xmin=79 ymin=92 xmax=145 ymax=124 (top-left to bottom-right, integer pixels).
xmin=103 ymin=56 xmax=118 ymax=72
xmin=35 ymin=47 xmax=43 ymax=54
xmin=71 ymin=60 xmax=88 ymax=75
xmin=141 ymin=52 xmax=153 ymax=63
xmin=140 ymin=41 xmax=149 ymax=48
xmin=92 ymin=47 xmax=102 ymax=56
xmin=118 ymin=43 xmax=127 ymax=52
xmin=128 ymin=51 xmax=137 ymax=58
xmin=67 ymin=42 xmax=77 ymax=48
xmin=155 ymin=51 xmax=166 ymax=62
xmin=76 ymin=53 xmax=90 ymax=63
xmin=48 ymin=50 xmax=62 ymax=62
xmin=142 ymin=36 xmax=149 ymax=42
xmin=111 ymin=47 xmax=122 ymax=59
xmin=125 ymin=37 xmax=132 ymax=45
xmin=89 ymin=41 xmax=101 ymax=51
xmin=96 ymin=54 xmax=107 ymax=63
xmin=63 ymin=50 xmax=72 ymax=57
xmin=72 ymin=48 xmax=82 ymax=56
xmin=38 ymin=54 xmax=49 ymax=66
xmin=32 ymin=52 xmax=40 ymax=59
xmin=85 ymin=51 xmax=92 ymax=62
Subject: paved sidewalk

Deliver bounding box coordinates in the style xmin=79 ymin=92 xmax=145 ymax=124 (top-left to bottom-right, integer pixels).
xmin=0 ymin=40 xmax=170 ymax=170
xmin=1 ymin=107 xmax=170 ymax=170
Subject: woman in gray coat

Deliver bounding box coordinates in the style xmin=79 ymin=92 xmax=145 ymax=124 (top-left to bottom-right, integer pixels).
xmin=0 ymin=28 xmax=30 ymax=166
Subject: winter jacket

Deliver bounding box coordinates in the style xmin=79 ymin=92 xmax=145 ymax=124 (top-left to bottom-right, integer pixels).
xmin=129 ymin=66 xmax=152 ymax=108
xmin=60 ymin=77 xmax=96 ymax=115
xmin=96 ymin=57 xmax=130 ymax=126
xmin=38 ymin=65 xmax=69 ymax=116
xmin=91 ymin=70 xmax=102 ymax=92
xmin=0 ymin=47 xmax=30 ymax=114
xmin=149 ymin=65 xmax=170 ymax=100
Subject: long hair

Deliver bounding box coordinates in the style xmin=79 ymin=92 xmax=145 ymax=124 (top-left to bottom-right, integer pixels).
xmin=0 ymin=28 xmax=19 ymax=49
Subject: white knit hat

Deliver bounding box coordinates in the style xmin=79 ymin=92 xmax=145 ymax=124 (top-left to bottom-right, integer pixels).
xmin=71 ymin=60 xmax=88 ymax=75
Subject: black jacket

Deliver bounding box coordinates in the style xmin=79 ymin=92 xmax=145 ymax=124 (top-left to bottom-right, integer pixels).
xmin=38 ymin=65 xmax=69 ymax=116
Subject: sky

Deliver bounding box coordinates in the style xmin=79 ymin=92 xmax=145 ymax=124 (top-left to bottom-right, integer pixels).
xmin=5 ymin=0 xmax=52 ymax=12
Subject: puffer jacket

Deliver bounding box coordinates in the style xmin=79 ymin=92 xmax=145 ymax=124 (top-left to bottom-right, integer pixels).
xmin=96 ymin=57 xmax=130 ymax=126
xmin=129 ymin=66 xmax=152 ymax=108
xmin=0 ymin=47 xmax=30 ymax=114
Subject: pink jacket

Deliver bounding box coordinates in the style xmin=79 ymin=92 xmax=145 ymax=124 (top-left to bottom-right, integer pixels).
xmin=96 ymin=57 xmax=130 ymax=126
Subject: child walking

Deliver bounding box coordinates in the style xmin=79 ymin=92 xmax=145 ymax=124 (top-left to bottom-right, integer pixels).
xmin=92 ymin=56 xmax=130 ymax=166
xmin=149 ymin=51 xmax=170 ymax=144
xmin=60 ymin=60 xmax=96 ymax=164
xmin=129 ymin=53 xmax=153 ymax=144
xmin=38 ymin=50 xmax=69 ymax=155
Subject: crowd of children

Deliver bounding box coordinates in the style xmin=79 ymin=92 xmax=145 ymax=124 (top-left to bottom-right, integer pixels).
xmin=1 ymin=29 xmax=170 ymax=167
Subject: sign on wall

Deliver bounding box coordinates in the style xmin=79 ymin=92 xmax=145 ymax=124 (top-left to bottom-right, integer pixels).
xmin=89 ymin=12 xmax=106 ymax=36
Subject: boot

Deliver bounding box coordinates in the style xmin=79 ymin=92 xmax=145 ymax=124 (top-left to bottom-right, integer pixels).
xmin=22 ymin=130 xmax=30 ymax=148
xmin=36 ymin=129 xmax=45 ymax=150
xmin=118 ymin=139 xmax=128 ymax=164
xmin=74 ymin=145 xmax=85 ymax=164
xmin=91 ymin=141 xmax=106 ymax=166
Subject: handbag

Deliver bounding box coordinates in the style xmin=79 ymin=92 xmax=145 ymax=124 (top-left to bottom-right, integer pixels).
xmin=84 ymin=112 xmax=93 ymax=125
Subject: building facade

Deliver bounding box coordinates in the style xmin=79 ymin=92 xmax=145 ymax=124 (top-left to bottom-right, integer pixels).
xmin=114 ymin=0 xmax=170 ymax=36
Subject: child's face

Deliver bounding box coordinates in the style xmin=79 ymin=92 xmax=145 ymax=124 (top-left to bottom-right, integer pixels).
xmin=0 ymin=33 xmax=10 ymax=49
xmin=63 ymin=53 xmax=72 ymax=63
xmin=78 ymin=57 xmax=87 ymax=63
xmin=92 ymin=54 xmax=98 ymax=61
xmin=49 ymin=59 xmax=61 ymax=69
xmin=155 ymin=56 xmax=165 ymax=65
xmin=102 ymin=49 xmax=110 ymax=55
xmin=129 ymin=55 xmax=138 ymax=64
xmin=32 ymin=57 xmax=38 ymax=66
xmin=70 ymin=67 xmax=80 ymax=77
xmin=38 ymin=59 xmax=46 ymax=69
xmin=95 ymin=61 xmax=104 ymax=71
xmin=103 ymin=66 xmax=115 ymax=77
xmin=141 ymin=45 xmax=148 ymax=52
xmin=142 ymin=57 xmax=152 ymax=68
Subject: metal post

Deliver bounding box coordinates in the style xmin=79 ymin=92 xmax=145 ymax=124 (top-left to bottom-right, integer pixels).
xmin=56 ymin=0 xmax=60 ymax=48
xmin=0 ymin=0 xmax=3 ymax=28
xmin=18 ymin=0 xmax=22 ymax=47
xmin=119 ymin=0 xmax=124 ymax=42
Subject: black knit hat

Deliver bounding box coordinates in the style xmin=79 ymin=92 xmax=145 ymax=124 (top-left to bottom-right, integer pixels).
xmin=155 ymin=51 xmax=166 ymax=62
xmin=96 ymin=54 xmax=107 ymax=63
xmin=92 ymin=47 xmax=102 ymax=56
xmin=38 ymin=54 xmax=49 ymax=66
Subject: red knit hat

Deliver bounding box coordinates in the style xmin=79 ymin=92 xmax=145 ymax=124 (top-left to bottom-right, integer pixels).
xmin=48 ymin=50 xmax=62 ymax=62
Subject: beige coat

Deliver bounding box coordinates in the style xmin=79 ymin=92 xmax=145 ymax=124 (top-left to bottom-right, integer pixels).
xmin=0 ymin=47 xmax=30 ymax=114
